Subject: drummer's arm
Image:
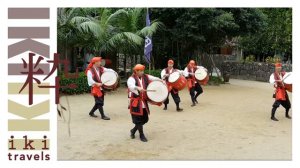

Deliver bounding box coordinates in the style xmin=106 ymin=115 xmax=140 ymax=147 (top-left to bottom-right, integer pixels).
xmin=183 ymin=67 xmax=189 ymax=77
xmin=180 ymin=69 xmax=187 ymax=76
xmin=269 ymin=74 xmax=278 ymax=88
xmin=87 ymin=70 xmax=101 ymax=87
xmin=269 ymin=74 xmax=275 ymax=84
xmin=161 ymin=69 xmax=166 ymax=80
xmin=127 ymin=77 xmax=141 ymax=94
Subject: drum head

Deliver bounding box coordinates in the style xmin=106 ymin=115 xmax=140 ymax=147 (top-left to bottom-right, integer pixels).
xmin=283 ymin=72 xmax=292 ymax=84
xmin=147 ymin=81 xmax=168 ymax=103
xmin=101 ymin=71 xmax=118 ymax=86
xmin=168 ymin=71 xmax=180 ymax=83
xmin=195 ymin=68 xmax=207 ymax=81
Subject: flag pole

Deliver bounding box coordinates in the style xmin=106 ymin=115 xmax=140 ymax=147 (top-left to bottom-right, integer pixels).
xmin=147 ymin=7 xmax=151 ymax=75
xmin=149 ymin=54 xmax=151 ymax=75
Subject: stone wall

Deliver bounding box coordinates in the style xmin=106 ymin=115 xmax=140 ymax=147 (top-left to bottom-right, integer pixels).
xmin=221 ymin=62 xmax=292 ymax=82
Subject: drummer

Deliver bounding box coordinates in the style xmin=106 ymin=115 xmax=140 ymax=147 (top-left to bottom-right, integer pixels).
xmin=86 ymin=56 xmax=116 ymax=120
xmin=127 ymin=64 xmax=161 ymax=142
xmin=160 ymin=59 xmax=183 ymax=112
xmin=183 ymin=60 xmax=207 ymax=106
xmin=269 ymin=62 xmax=292 ymax=121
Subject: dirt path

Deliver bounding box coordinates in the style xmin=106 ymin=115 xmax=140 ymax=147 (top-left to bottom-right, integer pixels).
xmin=58 ymin=79 xmax=292 ymax=160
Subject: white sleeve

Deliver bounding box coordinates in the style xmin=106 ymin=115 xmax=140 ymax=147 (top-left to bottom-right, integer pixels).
xmin=127 ymin=77 xmax=139 ymax=95
xmin=269 ymin=74 xmax=275 ymax=84
xmin=178 ymin=70 xmax=185 ymax=75
xmin=148 ymin=75 xmax=161 ymax=81
xmin=87 ymin=70 xmax=96 ymax=86
xmin=161 ymin=69 xmax=166 ymax=79
xmin=183 ymin=67 xmax=189 ymax=77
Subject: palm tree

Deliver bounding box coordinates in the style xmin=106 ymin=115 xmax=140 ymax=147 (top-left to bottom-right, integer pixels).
xmin=58 ymin=8 xmax=164 ymax=74
xmin=105 ymin=8 xmax=164 ymax=73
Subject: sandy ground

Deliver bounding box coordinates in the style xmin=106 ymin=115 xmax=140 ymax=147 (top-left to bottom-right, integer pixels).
xmin=57 ymin=79 xmax=292 ymax=160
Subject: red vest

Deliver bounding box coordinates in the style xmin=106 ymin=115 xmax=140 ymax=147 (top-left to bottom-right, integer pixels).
xmin=274 ymin=71 xmax=287 ymax=101
xmin=129 ymin=74 xmax=150 ymax=116
xmin=164 ymin=68 xmax=178 ymax=92
xmin=90 ymin=67 xmax=104 ymax=97
xmin=187 ymin=66 xmax=197 ymax=89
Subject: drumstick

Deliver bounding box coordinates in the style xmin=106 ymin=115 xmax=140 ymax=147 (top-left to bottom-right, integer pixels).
xmin=146 ymin=90 xmax=156 ymax=92
xmin=282 ymin=73 xmax=291 ymax=81
xmin=102 ymin=80 xmax=111 ymax=84
xmin=274 ymin=73 xmax=291 ymax=83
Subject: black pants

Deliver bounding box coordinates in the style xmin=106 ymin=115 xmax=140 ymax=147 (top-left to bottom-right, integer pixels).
xmin=164 ymin=89 xmax=181 ymax=106
xmin=131 ymin=108 xmax=148 ymax=136
xmin=89 ymin=95 xmax=106 ymax=117
xmin=131 ymin=108 xmax=149 ymax=125
xmin=271 ymin=94 xmax=291 ymax=118
xmin=190 ymin=83 xmax=203 ymax=103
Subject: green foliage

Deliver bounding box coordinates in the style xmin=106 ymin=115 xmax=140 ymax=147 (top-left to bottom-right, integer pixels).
xmin=244 ymin=55 xmax=256 ymax=63
xmin=265 ymin=55 xmax=281 ymax=64
xmin=58 ymin=8 xmax=164 ymax=73
xmin=59 ymin=72 xmax=90 ymax=95
xmin=144 ymin=69 xmax=161 ymax=78
xmin=150 ymin=8 xmax=268 ymax=68
xmin=208 ymin=76 xmax=225 ymax=85
xmin=57 ymin=8 xmax=292 ymax=70
xmin=240 ymin=8 xmax=292 ymax=60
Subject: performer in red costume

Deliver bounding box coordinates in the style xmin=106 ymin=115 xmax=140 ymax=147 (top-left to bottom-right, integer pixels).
xmin=160 ymin=59 xmax=183 ymax=112
xmin=127 ymin=64 xmax=161 ymax=142
xmin=86 ymin=57 xmax=115 ymax=120
xmin=184 ymin=60 xmax=207 ymax=106
xmin=269 ymin=62 xmax=292 ymax=121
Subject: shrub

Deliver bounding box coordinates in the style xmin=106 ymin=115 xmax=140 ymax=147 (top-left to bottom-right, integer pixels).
xmin=265 ymin=56 xmax=273 ymax=64
xmin=208 ymin=76 xmax=225 ymax=85
xmin=59 ymin=72 xmax=90 ymax=95
xmin=244 ymin=55 xmax=256 ymax=63
xmin=265 ymin=55 xmax=282 ymax=64
xmin=144 ymin=69 xmax=162 ymax=78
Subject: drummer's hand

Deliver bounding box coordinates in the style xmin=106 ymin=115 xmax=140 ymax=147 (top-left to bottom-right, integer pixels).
xmin=189 ymin=72 xmax=194 ymax=76
xmin=136 ymin=87 xmax=146 ymax=92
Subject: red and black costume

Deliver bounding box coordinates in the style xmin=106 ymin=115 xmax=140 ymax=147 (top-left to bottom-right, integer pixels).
xmin=186 ymin=66 xmax=203 ymax=106
xmin=86 ymin=57 xmax=110 ymax=120
xmin=129 ymin=74 xmax=150 ymax=125
xmin=89 ymin=67 xmax=107 ymax=117
xmin=162 ymin=68 xmax=182 ymax=111
xmin=271 ymin=71 xmax=291 ymax=121
xmin=127 ymin=64 xmax=160 ymax=142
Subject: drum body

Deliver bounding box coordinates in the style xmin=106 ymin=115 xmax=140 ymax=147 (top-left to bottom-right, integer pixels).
xmin=146 ymin=81 xmax=168 ymax=105
xmin=195 ymin=68 xmax=209 ymax=85
xmin=100 ymin=71 xmax=118 ymax=89
xmin=168 ymin=71 xmax=187 ymax=91
xmin=283 ymin=72 xmax=292 ymax=92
